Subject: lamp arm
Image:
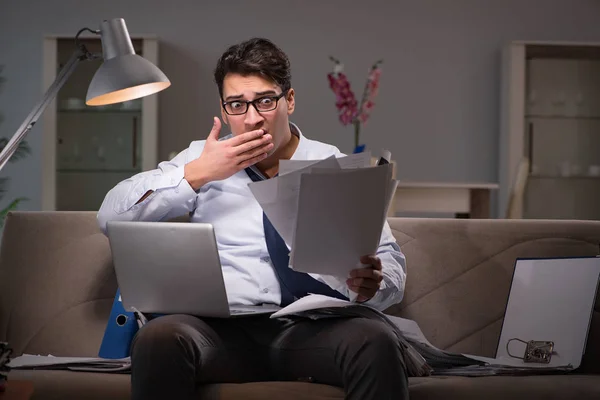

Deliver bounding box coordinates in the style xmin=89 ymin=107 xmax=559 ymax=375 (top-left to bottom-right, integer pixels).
xmin=0 ymin=45 xmax=97 ymax=172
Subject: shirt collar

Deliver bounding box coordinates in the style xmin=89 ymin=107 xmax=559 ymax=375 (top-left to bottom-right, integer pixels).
xmin=289 ymin=121 xmax=309 ymax=160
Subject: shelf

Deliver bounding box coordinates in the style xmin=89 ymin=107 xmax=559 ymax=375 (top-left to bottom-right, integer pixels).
xmin=529 ymin=174 xmax=600 ymax=180
xmin=526 ymin=115 xmax=600 ymax=121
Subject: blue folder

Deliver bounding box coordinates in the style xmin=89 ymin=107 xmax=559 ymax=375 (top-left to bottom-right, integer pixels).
xmin=98 ymin=289 xmax=139 ymax=359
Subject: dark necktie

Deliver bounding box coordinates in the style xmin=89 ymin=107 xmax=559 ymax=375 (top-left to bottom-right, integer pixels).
xmin=245 ymin=167 xmax=349 ymax=306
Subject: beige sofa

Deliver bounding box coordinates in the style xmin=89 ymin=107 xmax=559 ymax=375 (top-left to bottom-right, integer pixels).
xmin=1 ymin=211 xmax=599 ymax=399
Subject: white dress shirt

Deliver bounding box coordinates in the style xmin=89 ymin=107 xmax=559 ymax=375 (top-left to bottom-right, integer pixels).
xmin=97 ymin=122 xmax=407 ymax=311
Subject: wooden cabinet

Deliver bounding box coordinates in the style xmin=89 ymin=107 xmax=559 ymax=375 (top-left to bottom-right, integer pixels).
xmin=500 ymin=41 xmax=600 ymax=220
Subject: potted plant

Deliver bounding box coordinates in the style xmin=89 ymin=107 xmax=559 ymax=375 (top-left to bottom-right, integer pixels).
xmin=327 ymin=57 xmax=383 ymax=153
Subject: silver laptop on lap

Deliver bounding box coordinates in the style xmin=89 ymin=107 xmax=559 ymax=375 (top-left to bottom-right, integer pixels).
xmin=106 ymin=220 xmax=281 ymax=318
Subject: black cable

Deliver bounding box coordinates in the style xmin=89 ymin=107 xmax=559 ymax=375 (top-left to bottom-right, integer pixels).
xmin=74 ymin=27 xmax=101 ymax=61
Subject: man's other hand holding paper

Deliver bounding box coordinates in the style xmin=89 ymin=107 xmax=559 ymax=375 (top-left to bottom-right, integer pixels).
xmin=347 ymin=255 xmax=384 ymax=303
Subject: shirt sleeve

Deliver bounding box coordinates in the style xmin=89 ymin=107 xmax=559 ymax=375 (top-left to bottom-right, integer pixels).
xmin=96 ymin=147 xmax=199 ymax=235
xmin=360 ymin=222 xmax=407 ymax=311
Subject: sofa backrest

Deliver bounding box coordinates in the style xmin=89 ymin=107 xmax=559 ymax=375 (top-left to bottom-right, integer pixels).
xmin=0 ymin=212 xmax=599 ymax=371
xmin=0 ymin=212 xmax=115 ymax=358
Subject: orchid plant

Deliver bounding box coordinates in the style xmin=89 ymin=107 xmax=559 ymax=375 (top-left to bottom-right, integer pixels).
xmin=327 ymin=56 xmax=383 ymax=152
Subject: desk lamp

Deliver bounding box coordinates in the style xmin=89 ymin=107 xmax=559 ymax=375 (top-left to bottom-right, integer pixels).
xmin=0 ymin=18 xmax=170 ymax=171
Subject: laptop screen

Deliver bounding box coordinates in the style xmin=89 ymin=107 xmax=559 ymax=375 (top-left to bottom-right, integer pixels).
xmin=495 ymin=257 xmax=600 ymax=368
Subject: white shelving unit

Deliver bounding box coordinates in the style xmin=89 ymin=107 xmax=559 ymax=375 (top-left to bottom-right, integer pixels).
xmin=40 ymin=34 xmax=161 ymax=211
xmin=499 ymin=41 xmax=600 ymax=220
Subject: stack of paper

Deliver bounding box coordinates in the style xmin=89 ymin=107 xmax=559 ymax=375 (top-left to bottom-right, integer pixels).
xmin=7 ymin=354 xmax=131 ymax=373
xmin=248 ymin=151 xmax=397 ymax=278
xmin=432 ymin=353 xmax=574 ymax=377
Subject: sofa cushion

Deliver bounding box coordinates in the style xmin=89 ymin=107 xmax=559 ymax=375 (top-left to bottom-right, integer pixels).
xmin=8 ymin=370 xmax=600 ymax=400
xmin=8 ymin=370 xmax=345 ymax=400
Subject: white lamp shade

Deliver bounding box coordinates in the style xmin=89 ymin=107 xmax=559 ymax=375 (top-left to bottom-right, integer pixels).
xmin=85 ymin=18 xmax=170 ymax=106
xmin=86 ymin=54 xmax=170 ymax=105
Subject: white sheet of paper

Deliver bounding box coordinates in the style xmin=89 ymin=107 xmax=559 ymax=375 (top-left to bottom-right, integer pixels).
xmin=248 ymin=156 xmax=341 ymax=245
xmin=312 ymin=273 xmax=357 ymax=302
xmin=461 ymin=354 xmax=540 ymax=367
xmin=309 ymin=167 xmax=397 ymax=224
xmin=335 ymin=151 xmax=372 ymax=169
xmin=460 ymin=354 xmax=575 ymax=370
xmin=380 ymin=149 xmax=391 ymax=164
xmin=279 ymin=159 xmax=322 ymax=176
xmin=386 ymin=315 xmax=435 ymax=348
xmin=270 ymin=293 xmax=352 ymax=318
xmin=8 ymin=354 xmax=130 ymax=368
xmin=252 ymin=194 xmax=297 ymax=247
xmin=249 ymin=153 xmax=378 ymax=246
xmin=384 ymin=179 xmax=398 ymax=217
xmin=289 ymin=164 xmax=393 ymax=276
xmin=279 ymin=152 xmax=371 ymax=176
xmin=247 ymin=174 xmax=278 ymax=204
xmin=276 ymin=156 xmax=341 ymax=200
xmin=270 ymin=295 xmax=436 ymax=350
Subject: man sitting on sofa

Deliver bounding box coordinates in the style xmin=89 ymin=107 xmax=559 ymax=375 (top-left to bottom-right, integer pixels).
xmin=97 ymin=37 xmax=408 ymax=400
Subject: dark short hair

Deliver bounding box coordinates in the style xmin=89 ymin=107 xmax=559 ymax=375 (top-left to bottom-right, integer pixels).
xmin=214 ymin=38 xmax=291 ymax=99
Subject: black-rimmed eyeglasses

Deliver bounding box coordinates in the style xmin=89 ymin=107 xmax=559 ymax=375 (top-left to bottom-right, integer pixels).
xmin=221 ymin=91 xmax=287 ymax=115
